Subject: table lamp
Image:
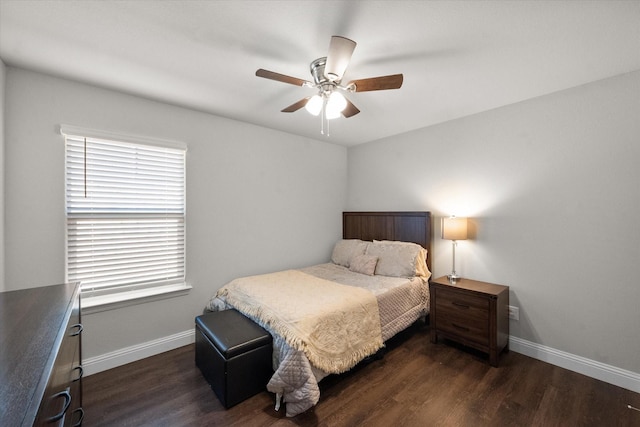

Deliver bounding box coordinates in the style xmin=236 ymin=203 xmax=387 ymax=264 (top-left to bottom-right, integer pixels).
xmin=442 ymin=216 xmax=468 ymax=281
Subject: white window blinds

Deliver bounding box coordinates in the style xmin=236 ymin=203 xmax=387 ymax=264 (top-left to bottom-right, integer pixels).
xmin=64 ymin=133 xmax=186 ymax=296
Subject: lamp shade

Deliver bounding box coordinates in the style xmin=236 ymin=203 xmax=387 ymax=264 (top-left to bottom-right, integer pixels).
xmin=442 ymin=217 xmax=468 ymax=241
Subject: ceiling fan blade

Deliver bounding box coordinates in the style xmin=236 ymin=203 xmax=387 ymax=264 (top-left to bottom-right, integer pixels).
xmin=324 ymin=36 xmax=356 ymax=82
xmin=281 ymin=97 xmax=310 ymax=113
xmin=342 ymin=98 xmax=360 ymax=118
xmin=256 ymin=69 xmax=309 ymax=87
xmin=349 ymin=74 xmax=404 ymax=92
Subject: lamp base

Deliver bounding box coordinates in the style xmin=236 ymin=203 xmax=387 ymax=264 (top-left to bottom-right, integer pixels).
xmin=447 ymin=274 xmax=461 ymax=283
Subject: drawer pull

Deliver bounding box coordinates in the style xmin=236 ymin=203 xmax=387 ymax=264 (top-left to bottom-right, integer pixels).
xmin=72 ymin=365 xmax=84 ymax=382
xmin=46 ymin=388 xmax=71 ymax=422
xmin=72 ymin=407 xmax=85 ymax=427
xmin=452 ymin=323 xmax=470 ymax=332
xmin=452 ymin=301 xmax=470 ymax=309
xmin=70 ymin=323 xmax=83 ymax=336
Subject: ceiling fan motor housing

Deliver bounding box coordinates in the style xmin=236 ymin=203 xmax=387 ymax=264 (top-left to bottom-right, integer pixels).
xmin=310 ymin=57 xmax=329 ymax=85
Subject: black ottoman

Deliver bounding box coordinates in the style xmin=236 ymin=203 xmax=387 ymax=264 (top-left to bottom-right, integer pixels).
xmin=195 ymin=309 xmax=273 ymax=408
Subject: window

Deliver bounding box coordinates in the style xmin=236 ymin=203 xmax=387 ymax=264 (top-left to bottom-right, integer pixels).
xmin=62 ymin=126 xmax=187 ymax=308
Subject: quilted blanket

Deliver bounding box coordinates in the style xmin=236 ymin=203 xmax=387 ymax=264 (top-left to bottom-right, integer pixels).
xmin=206 ymin=264 xmax=429 ymax=416
xmin=216 ymin=270 xmax=383 ymax=374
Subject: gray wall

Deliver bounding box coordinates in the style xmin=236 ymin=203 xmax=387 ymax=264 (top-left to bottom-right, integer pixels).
xmin=0 ymin=60 xmax=4 ymax=292
xmin=347 ymin=71 xmax=640 ymax=373
xmin=4 ymin=67 xmax=347 ymax=359
xmin=4 ymin=64 xmax=639 ymax=377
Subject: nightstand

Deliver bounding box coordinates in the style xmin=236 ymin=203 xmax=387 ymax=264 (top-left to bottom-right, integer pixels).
xmin=429 ymin=276 xmax=509 ymax=367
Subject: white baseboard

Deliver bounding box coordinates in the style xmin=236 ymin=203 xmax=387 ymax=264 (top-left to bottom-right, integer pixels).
xmin=83 ymin=329 xmax=195 ymax=376
xmin=82 ymin=330 xmax=640 ymax=394
xmin=509 ymin=336 xmax=640 ymax=393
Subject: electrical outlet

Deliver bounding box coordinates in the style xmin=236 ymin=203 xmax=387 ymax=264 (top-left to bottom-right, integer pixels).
xmin=508 ymin=305 xmax=519 ymax=321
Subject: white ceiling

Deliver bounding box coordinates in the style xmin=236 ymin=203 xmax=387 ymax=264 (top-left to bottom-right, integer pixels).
xmin=1 ymin=1 xmax=639 ymax=146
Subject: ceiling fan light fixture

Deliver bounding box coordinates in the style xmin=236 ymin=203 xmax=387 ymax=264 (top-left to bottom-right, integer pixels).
xmin=255 ymin=35 xmax=404 ymax=126
xmin=305 ymin=95 xmax=323 ymax=116
xmin=325 ymin=91 xmax=347 ymax=119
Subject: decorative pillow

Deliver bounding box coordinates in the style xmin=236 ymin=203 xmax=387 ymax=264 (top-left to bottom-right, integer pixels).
xmin=331 ymin=239 xmax=369 ymax=267
xmin=348 ymin=254 xmax=379 ymax=276
xmin=366 ymin=240 xmax=430 ymax=278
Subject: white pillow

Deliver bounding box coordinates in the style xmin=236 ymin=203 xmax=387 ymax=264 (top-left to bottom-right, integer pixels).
xmin=366 ymin=240 xmax=430 ymax=278
xmin=349 ymin=254 xmax=379 ymax=276
xmin=331 ymin=239 xmax=370 ymax=267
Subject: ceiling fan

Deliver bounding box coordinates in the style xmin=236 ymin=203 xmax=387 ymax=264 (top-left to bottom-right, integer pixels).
xmin=255 ymin=36 xmax=403 ymax=133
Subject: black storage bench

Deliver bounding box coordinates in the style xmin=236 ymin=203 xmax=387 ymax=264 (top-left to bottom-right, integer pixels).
xmin=195 ymin=309 xmax=273 ymax=408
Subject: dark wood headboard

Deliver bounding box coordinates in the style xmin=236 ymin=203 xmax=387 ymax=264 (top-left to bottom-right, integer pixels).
xmin=343 ymin=211 xmax=432 ymax=272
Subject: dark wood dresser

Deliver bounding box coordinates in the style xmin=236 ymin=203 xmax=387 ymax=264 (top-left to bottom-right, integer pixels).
xmin=0 ymin=282 xmax=83 ymax=426
xmin=430 ymin=276 xmax=509 ymax=367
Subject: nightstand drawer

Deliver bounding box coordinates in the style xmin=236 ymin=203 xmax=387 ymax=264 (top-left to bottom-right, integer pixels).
xmin=436 ymin=289 xmax=489 ymax=311
xmin=435 ymin=290 xmax=489 ymax=344
xmin=437 ymin=314 xmax=489 ymax=344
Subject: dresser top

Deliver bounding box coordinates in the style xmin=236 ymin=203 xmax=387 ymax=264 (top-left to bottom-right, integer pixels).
xmin=0 ymin=283 xmax=79 ymax=426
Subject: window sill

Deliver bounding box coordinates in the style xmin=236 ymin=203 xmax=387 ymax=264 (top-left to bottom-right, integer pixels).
xmin=81 ymin=282 xmax=192 ymax=315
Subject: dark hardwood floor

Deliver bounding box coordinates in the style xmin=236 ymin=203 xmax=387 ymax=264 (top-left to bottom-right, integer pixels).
xmin=84 ymin=322 xmax=640 ymax=426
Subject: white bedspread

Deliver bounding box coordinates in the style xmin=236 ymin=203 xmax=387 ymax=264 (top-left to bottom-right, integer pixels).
xmin=216 ymin=269 xmax=383 ymax=374
xmin=205 ymin=263 xmax=429 ymax=417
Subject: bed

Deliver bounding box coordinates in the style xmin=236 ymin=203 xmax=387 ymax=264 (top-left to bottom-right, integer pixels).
xmin=205 ymin=211 xmax=432 ymax=416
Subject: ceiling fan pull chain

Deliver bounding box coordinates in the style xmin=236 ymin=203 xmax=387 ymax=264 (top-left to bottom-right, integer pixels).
xmin=321 ymin=97 xmax=329 ymax=137
xmin=325 ymin=114 xmax=330 ymax=137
